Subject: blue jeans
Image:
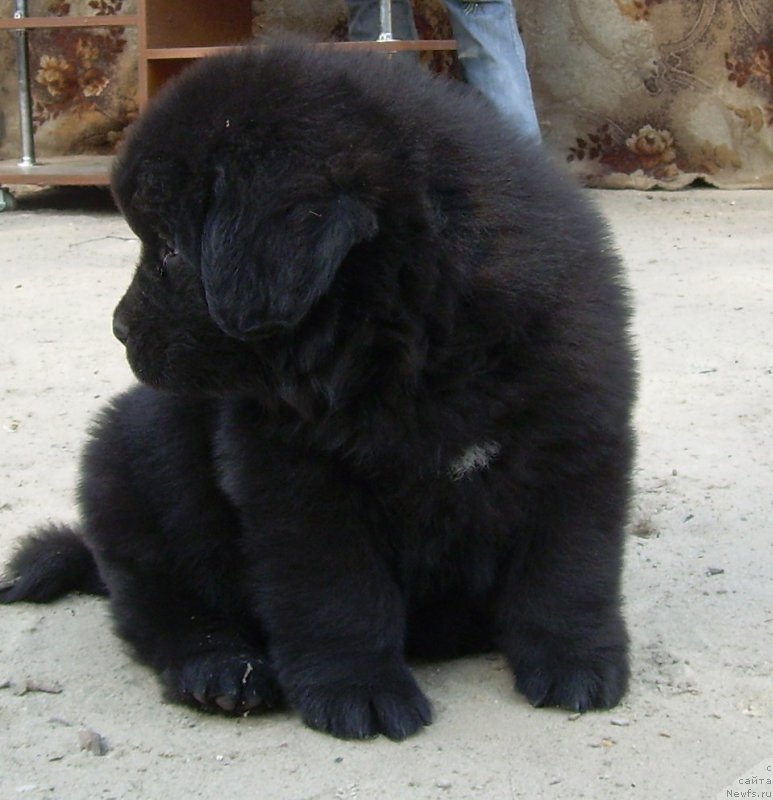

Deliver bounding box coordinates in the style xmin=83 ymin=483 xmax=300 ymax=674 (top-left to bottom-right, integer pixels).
xmin=345 ymin=0 xmax=541 ymax=142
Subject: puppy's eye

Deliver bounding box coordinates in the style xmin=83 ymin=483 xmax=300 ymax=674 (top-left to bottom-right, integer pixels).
xmin=159 ymin=246 xmax=182 ymax=277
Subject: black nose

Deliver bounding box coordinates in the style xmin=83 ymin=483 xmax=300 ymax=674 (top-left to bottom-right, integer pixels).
xmin=112 ymin=315 xmax=129 ymax=344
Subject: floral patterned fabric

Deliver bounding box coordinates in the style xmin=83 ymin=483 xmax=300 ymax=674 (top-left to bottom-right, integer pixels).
xmin=519 ymin=0 xmax=773 ymax=188
xmin=0 ymin=0 xmax=137 ymax=157
xmin=2 ymin=0 xmax=772 ymax=188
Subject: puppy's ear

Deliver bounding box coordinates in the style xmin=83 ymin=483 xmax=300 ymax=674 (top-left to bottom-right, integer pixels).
xmin=200 ymin=173 xmax=378 ymax=339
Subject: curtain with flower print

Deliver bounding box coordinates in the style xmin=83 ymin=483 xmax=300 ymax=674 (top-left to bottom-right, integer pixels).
xmin=1 ymin=0 xmax=772 ymax=188
xmin=519 ymin=0 xmax=773 ymax=188
xmin=0 ymin=0 xmax=138 ymax=157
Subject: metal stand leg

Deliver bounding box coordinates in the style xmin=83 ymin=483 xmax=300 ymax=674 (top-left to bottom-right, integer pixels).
xmin=15 ymin=0 xmax=36 ymax=167
xmin=1 ymin=1 xmax=33 ymax=214
xmin=378 ymin=0 xmax=394 ymax=42
xmin=0 ymin=187 xmax=19 ymax=212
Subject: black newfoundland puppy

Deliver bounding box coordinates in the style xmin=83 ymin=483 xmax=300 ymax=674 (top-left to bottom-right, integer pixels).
xmin=1 ymin=41 xmax=636 ymax=740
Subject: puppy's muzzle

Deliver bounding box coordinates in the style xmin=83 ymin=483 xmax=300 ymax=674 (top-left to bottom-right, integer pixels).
xmin=112 ymin=312 xmax=129 ymax=345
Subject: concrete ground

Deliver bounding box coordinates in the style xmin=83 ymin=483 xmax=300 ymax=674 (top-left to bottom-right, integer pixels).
xmin=0 ymin=186 xmax=771 ymax=800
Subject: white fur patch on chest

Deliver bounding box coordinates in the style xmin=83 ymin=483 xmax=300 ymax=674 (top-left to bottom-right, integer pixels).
xmin=448 ymin=440 xmax=502 ymax=481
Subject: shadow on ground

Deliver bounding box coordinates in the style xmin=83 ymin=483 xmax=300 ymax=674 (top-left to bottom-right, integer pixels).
xmin=8 ymin=186 xmax=117 ymax=214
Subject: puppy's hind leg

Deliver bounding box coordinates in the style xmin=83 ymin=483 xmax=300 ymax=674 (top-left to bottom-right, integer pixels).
xmin=132 ymin=578 xmax=282 ymax=717
xmin=91 ymin=538 xmax=283 ymax=716
xmin=77 ymin=392 xmax=283 ymax=716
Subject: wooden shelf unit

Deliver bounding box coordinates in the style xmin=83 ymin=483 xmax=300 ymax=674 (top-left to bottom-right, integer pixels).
xmin=136 ymin=0 xmax=455 ymax=104
xmin=138 ymin=0 xmax=252 ymax=105
xmin=1 ymin=1 xmax=456 ymax=191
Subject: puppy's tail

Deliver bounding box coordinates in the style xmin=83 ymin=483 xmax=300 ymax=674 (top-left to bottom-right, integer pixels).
xmin=0 ymin=524 xmax=107 ymax=604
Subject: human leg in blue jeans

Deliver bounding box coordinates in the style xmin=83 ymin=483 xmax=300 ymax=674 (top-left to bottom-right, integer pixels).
xmin=444 ymin=1 xmax=540 ymax=141
xmin=343 ymin=0 xmax=540 ymax=141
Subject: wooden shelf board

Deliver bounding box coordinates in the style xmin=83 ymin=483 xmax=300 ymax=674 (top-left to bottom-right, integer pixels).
xmin=323 ymin=39 xmax=457 ymax=52
xmin=145 ymin=45 xmax=234 ymax=60
xmin=0 ymin=15 xmax=137 ymax=30
xmin=0 ymin=156 xmax=113 ymax=186
xmin=146 ymin=39 xmax=457 ymax=60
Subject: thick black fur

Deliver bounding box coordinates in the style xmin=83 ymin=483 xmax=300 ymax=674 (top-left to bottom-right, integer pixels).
xmin=1 ymin=41 xmax=636 ymax=740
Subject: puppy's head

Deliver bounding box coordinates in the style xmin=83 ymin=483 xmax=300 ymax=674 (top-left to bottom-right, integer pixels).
xmin=109 ymin=43 xmax=431 ymax=393
xmin=198 ymin=157 xmax=378 ymax=339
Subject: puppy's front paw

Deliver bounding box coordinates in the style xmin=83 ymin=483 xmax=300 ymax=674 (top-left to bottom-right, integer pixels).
xmin=164 ymin=651 xmax=282 ymax=715
xmin=289 ymin=664 xmax=432 ymax=740
xmin=512 ymin=631 xmax=629 ymax=712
